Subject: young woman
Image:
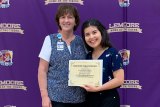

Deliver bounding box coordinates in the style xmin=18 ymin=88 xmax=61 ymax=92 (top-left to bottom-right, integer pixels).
xmin=81 ymin=19 xmax=124 ymax=107
xmin=38 ymin=4 xmax=86 ymax=107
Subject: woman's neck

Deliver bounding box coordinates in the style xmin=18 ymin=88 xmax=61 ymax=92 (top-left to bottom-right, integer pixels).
xmin=59 ymin=31 xmax=75 ymax=45
xmin=92 ymin=47 xmax=108 ymax=59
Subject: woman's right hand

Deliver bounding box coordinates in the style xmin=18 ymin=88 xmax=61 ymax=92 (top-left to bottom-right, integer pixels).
xmin=42 ymin=96 xmax=52 ymax=107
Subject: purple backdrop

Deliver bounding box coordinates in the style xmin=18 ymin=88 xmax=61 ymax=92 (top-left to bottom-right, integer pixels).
xmin=0 ymin=0 xmax=160 ymax=107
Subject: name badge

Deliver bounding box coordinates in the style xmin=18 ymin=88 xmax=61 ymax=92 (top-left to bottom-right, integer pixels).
xmin=57 ymin=41 xmax=64 ymax=50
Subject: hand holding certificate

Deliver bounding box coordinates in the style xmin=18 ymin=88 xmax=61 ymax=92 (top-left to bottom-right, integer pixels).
xmin=68 ymin=60 xmax=103 ymax=87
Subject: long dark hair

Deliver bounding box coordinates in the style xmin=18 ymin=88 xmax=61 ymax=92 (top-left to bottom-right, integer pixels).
xmin=81 ymin=19 xmax=112 ymax=52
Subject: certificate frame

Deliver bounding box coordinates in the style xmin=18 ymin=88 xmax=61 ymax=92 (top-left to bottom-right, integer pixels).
xmin=68 ymin=60 xmax=103 ymax=87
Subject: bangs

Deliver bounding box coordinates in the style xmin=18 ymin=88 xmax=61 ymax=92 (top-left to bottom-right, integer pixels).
xmin=58 ymin=7 xmax=75 ymax=17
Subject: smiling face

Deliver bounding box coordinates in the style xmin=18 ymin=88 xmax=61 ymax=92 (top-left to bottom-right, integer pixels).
xmin=59 ymin=13 xmax=76 ymax=32
xmin=55 ymin=4 xmax=80 ymax=31
xmin=84 ymin=26 xmax=102 ymax=50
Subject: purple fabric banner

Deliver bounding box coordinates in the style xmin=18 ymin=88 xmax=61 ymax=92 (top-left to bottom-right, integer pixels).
xmin=0 ymin=0 xmax=160 ymax=107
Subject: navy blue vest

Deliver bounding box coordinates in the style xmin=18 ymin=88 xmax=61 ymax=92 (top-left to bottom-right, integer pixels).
xmin=47 ymin=34 xmax=86 ymax=103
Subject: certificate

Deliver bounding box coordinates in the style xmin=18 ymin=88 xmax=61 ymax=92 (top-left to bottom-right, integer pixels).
xmin=68 ymin=60 xmax=103 ymax=87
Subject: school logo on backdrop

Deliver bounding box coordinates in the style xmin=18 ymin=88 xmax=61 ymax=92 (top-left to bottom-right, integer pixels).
xmin=0 ymin=50 xmax=13 ymax=66
xmin=0 ymin=23 xmax=24 ymax=34
xmin=0 ymin=80 xmax=27 ymax=91
xmin=45 ymin=0 xmax=84 ymax=5
xmin=118 ymin=0 xmax=130 ymax=7
xmin=108 ymin=22 xmax=142 ymax=33
xmin=119 ymin=49 xmax=130 ymax=66
xmin=0 ymin=0 xmax=10 ymax=8
xmin=120 ymin=80 xmax=142 ymax=90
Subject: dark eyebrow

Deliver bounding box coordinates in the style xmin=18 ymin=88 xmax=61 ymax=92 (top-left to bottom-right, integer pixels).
xmin=93 ymin=29 xmax=98 ymax=32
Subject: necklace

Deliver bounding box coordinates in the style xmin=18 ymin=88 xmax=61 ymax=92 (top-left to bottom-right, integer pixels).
xmin=62 ymin=34 xmax=75 ymax=45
